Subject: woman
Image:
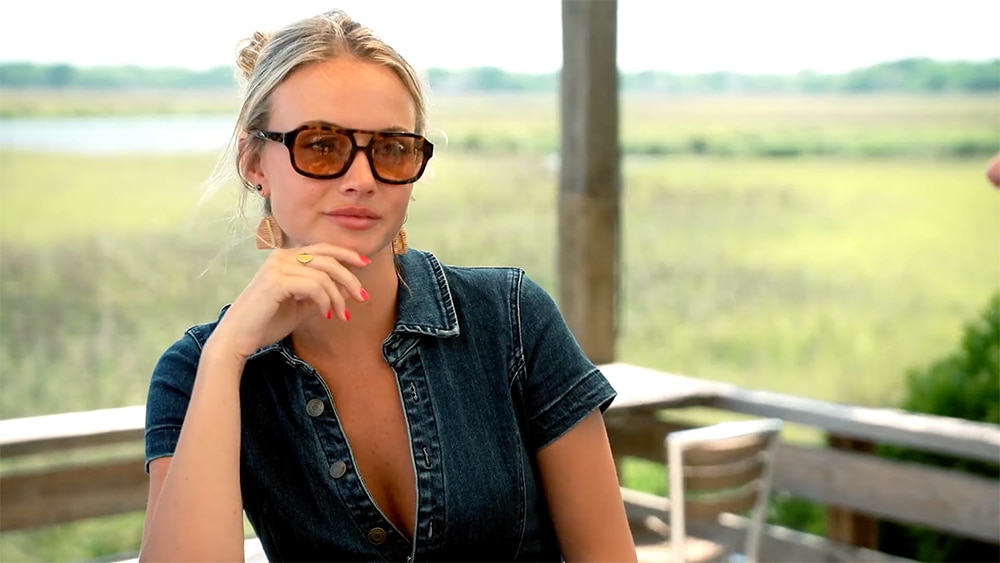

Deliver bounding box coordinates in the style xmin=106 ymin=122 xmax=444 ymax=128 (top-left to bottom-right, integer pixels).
xmin=141 ymin=9 xmax=635 ymax=562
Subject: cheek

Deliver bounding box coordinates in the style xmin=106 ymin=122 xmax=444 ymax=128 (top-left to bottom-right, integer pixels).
xmin=270 ymin=184 xmax=317 ymax=217
xmin=389 ymin=187 xmax=414 ymax=219
xmin=267 ymin=176 xmax=324 ymax=223
xmin=260 ymin=148 xmax=306 ymax=192
xmin=262 ymin=151 xmax=317 ymax=203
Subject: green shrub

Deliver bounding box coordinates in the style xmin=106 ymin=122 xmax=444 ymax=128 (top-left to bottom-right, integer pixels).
xmin=768 ymin=494 xmax=826 ymax=536
xmin=944 ymin=139 xmax=1000 ymax=158
xmin=877 ymin=292 xmax=1000 ymax=562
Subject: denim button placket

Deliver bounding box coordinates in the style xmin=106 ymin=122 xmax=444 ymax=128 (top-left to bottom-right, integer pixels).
xmin=306 ymin=398 xmax=325 ymax=417
xmin=329 ymin=460 xmax=347 ymax=479
xmin=367 ymin=527 xmax=387 ymax=545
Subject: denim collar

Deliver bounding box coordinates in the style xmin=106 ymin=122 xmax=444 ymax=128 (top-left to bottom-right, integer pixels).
xmin=246 ymin=249 xmax=459 ymax=361
xmin=393 ymin=249 xmax=460 ymax=338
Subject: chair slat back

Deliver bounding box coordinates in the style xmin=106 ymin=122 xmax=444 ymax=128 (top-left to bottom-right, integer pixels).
xmin=684 ymin=480 xmax=760 ymax=521
xmin=683 ymin=457 xmax=765 ymax=491
xmin=666 ymin=418 xmax=783 ymax=563
xmin=681 ymin=432 xmax=770 ymax=466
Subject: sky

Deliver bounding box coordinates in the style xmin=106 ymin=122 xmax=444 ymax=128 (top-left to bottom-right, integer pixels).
xmin=0 ymin=0 xmax=997 ymax=75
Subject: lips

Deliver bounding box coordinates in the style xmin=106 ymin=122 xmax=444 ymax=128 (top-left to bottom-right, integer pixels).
xmin=329 ymin=206 xmax=380 ymax=219
xmin=326 ymin=206 xmax=381 ymax=230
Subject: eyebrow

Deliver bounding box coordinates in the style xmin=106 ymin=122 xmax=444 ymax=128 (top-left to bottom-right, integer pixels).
xmin=302 ymin=120 xmax=412 ymax=134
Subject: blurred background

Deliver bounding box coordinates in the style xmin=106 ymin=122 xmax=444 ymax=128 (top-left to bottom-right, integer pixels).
xmin=0 ymin=0 xmax=997 ymax=560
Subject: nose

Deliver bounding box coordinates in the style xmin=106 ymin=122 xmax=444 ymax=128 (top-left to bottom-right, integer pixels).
xmin=337 ymin=147 xmax=377 ymax=193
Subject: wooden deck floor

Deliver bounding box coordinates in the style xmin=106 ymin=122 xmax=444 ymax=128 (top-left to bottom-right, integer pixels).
xmin=123 ymin=525 xmax=731 ymax=563
xmin=123 ymin=521 xmax=907 ymax=562
xmin=631 ymin=514 xmax=732 ymax=563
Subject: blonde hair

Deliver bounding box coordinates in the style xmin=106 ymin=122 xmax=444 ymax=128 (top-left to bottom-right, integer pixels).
xmin=206 ymin=9 xmax=429 ymax=219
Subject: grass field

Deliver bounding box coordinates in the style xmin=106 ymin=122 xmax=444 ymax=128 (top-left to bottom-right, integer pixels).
xmin=3 ymin=89 xmax=998 ymax=158
xmin=1 ymin=92 xmax=998 ymax=560
xmin=0 ymin=88 xmax=240 ymax=118
xmin=434 ymin=92 xmax=999 ymax=158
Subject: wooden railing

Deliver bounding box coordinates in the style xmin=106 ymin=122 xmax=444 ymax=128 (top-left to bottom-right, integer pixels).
xmin=1 ymin=363 xmax=998 ymax=561
xmin=599 ymin=363 xmax=1000 ymax=560
xmin=0 ymin=406 xmax=146 ymax=531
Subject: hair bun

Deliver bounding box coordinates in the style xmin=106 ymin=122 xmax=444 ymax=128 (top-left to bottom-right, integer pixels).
xmin=236 ymin=31 xmax=271 ymax=82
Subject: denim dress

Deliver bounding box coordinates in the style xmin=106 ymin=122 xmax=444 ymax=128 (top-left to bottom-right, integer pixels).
xmin=145 ymin=249 xmax=617 ymax=561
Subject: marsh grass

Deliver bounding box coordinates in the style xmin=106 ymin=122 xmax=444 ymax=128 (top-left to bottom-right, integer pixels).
xmin=1 ymin=93 xmax=998 ymax=561
xmin=3 ymin=90 xmax=997 ymax=157
xmin=427 ymin=93 xmax=999 ymax=157
xmin=0 ymin=88 xmax=239 ymax=118
xmin=3 ymin=150 xmax=995 ymax=415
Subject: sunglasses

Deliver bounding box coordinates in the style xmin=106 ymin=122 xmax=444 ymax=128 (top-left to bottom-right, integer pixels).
xmin=254 ymin=123 xmax=434 ymax=184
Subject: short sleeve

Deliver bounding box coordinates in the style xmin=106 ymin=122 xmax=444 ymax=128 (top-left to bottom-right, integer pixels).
xmin=517 ymin=275 xmax=617 ymax=451
xmin=144 ymin=330 xmax=203 ymax=472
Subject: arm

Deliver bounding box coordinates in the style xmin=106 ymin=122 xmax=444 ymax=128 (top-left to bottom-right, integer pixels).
xmin=513 ymin=273 xmax=633 ymax=559
xmin=537 ymin=410 xmax=636 ymax=562
xmin=140 ymin=244 xmax=370 ymax=561
xmin=140 ymin=348 xmax=247 ymax=562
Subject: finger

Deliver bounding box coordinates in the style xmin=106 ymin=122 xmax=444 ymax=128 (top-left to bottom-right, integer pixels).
xmin=264 ymin=254 xmax=343 ymax=318
xmin=285 ymin=263 xmax=350 ymax=320
xmin=296 ymin=243 xmax=372 ymax=268
xmin=292 ymin=254 xmax=369 ymax=303
xmin=278 ymin=272 xmax=340 ymax=320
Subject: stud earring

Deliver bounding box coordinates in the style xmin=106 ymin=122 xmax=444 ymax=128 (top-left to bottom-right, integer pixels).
xmin=255 ymin=215 xmax=283 ymax=249
xmin=255 ymin=184 xmax=263 ymax=192
xmin=391 ymin=227 xmax=408 ymax=255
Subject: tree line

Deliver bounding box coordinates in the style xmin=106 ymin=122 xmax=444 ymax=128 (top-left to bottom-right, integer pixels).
xmin=0 ymin=58 xmax=996 ymax=93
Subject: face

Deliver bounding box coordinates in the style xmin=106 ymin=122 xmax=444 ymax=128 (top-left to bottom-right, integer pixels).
xmin=248 ymin=57 xmax=418 ymax=256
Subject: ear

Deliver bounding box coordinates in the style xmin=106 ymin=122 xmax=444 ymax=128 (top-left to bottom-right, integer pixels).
xmin=239 ymin=133 xmax=269 ymax=196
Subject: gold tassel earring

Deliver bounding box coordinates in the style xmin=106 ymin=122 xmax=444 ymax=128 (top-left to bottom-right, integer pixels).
xmin=391 ymin=227 xmax=408 ymax=255
xmin=255 ymin=215 xmax=283 ymax=249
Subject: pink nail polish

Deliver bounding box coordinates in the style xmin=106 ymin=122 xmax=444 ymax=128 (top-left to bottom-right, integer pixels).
xmin=360 ymin=288 xmax=370 ymax=301
xmin=360 ymin=255 xmax=372 ymax=265
xmin=344 ymin=309 xmax=351 ymax=321
xmin=326 ymin=309 xmax=332 ymax=320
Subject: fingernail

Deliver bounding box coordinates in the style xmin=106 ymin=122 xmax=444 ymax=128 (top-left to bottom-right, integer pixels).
xmin=360 ymin=288 xmax=370 ymax=301
xmin=326 ymin=309 xmax=332 ymax=320
xmin=360 ymin=255 xmax=372 ymax=265
xmin=344 ymin=309 xmax=351 ymax=321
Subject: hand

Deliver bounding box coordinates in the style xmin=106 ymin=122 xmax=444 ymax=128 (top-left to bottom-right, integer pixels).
xmin=987 ymin=152 xmax=1000 ymax=188
xmin=207 ymin=243 xmax=371 ymax=361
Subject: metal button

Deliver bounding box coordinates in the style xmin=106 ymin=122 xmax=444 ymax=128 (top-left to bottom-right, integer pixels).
xmin=329 ymin=461 xmax=347 ymax=479
xmin=367 ymin=527 xmax=387 ymax=545
xmin=306 ymin=398 xmax=325 ymax=417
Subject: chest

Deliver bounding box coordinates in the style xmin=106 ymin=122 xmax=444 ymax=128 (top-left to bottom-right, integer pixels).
xmin=317 ymin=356 xmax=416 ymax=538
xmin=239 ymin=342 xmax=551 ymax=560
xmin=319 ymin=358 xmax=407 ymax=448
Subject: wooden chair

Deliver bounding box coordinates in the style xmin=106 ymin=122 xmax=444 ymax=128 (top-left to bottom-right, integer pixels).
xmin=665 ymin=418 xmax=783 ymax=563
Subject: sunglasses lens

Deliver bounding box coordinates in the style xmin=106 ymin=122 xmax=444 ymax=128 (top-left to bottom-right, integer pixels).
xmin=291 ymin=129 xmax=353 ymax=177
xmin=372 ymin=136 xmax=425 ymax=182
xmin=283 ymin=126 xmax=428 ymax=182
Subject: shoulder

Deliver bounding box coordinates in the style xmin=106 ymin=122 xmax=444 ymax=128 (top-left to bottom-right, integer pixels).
xmin=171 ymin=305 xmax=230 ymax=352
xmin=442 ymin=261 xmax=525 ymax=300
xmin=151 ymin=305 xmax=231 ymax=378
xmin=408 ymin=248 xmax=553 ymax=309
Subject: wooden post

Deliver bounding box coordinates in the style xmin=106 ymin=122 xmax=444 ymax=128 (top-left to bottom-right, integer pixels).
xmin=826 ymin=434 xmax=880 ymax=549
xmin=559 ymin=0 xmax=620 ymax=365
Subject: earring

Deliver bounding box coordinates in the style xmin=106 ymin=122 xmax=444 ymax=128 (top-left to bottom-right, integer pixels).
xmin=255 ymin=184 xmax=263 ymax=192
xmin=256 ymin=215 xmax=283 ymax=249
xmin=391 ymin=227 xmax=408 ymax=255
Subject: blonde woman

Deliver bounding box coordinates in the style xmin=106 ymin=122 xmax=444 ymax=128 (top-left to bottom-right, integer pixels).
xmin=140 ymin=9 xmax=635 ymax=562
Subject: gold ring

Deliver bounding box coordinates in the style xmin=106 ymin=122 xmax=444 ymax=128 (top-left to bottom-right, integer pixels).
xmin=296 ymin=253 xmax=314 ymax=264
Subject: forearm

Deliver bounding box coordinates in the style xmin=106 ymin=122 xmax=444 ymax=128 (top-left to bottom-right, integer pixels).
xmin=539 ymin=412 xmax=637 ymax=562
xmin=141 ymin=346 xmax=247 ymax=562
